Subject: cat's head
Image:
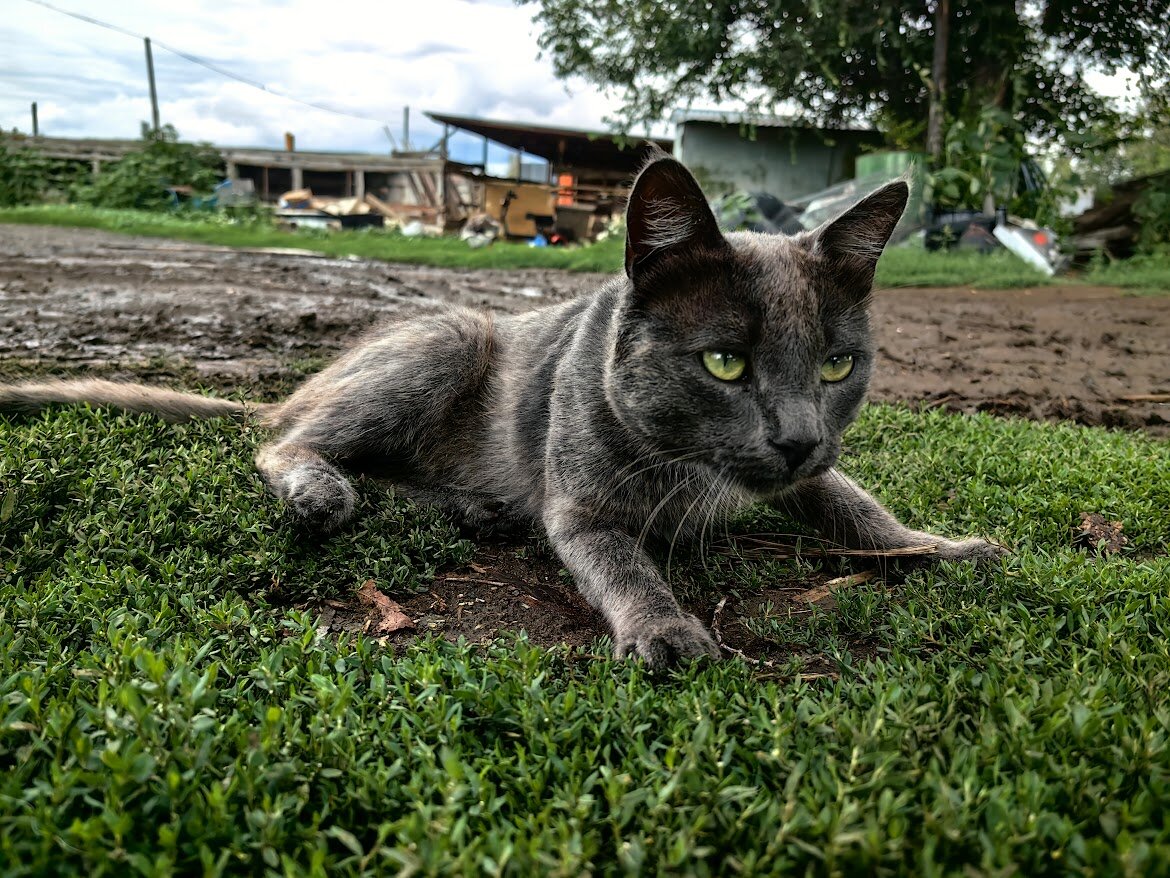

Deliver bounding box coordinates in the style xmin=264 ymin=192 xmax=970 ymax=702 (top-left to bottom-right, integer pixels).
xmin=606 ymin=151 xmax=908 ymax=495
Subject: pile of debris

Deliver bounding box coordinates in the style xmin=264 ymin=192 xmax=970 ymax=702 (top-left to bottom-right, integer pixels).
xmin=275 ymin=188 xmax=440 ymax=234
xmin=1071 ymin=170 xmax=1170 ymax=260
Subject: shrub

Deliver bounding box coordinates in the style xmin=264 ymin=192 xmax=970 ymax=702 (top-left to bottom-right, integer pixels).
xmin=1133 ymin=173 xmax=1170 ymax=253
xmin=0 ymin=133 xmax=86 ymax=206
xmin=70 ymin=124 xmax=224 ymax=210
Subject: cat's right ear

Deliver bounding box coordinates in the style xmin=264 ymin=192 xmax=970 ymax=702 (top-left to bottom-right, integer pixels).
xmin=807 ymin=178 xmax=910 ymax=289
xmin=624 ymin=151 xmax=727 ymax=283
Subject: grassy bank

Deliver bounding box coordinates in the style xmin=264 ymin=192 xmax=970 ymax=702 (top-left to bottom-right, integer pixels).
xmin=2 ymin=401 xmax=1168 ymax=874
xmin=0 ymin=205 xmax=626 ymax=274
xmin=3 ymin=203 xmax=1166 ymax=291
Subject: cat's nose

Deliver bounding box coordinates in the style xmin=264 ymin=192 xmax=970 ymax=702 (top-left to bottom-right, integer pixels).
xmin=769 ymin=437 xmax=819 ymax=471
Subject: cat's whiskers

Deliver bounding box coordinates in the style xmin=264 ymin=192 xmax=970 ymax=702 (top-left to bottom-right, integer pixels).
xmin=691 ymin=475 xmax=720 ymax=574
xmin=679 ymin=465 xmax=737 ymax=582
xmin=631 ymin=472 xmax=700 ymax=572
xmin=594 ymin=446 xmax=706 ymax=511
xmin=699 ymin=468 xmax=736 ymax=572
xmin=664 ymin=468 xmax=724 ymax=584
xmin=826 ymin=465 xmax=877 ymax=552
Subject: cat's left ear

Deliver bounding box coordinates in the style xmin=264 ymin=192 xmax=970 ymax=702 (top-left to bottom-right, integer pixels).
xmin=809 ymin=178 xmax=909 ymax=288
xmin=625 ymin=151 xmax=728 ymax=282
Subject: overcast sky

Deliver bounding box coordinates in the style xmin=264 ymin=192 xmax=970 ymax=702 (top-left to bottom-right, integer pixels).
xmin=2 ymin=0 xmax=1138 ymax=167
xmin=1 ymin=0 xmax=642 ymax=165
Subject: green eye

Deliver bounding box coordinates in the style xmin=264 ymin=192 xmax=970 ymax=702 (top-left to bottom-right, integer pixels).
xmin=702 ymin=351 xmax=747 ymax=382
xmin=821 ymin=354 xmax=855 ymax=382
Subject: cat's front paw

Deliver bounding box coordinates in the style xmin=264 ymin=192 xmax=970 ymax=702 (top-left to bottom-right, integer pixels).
xmin=284 ymin=463 xmax=357 ymax=533
xmin=933 ymin=537 xmax=1009 ymax=563
xmin=615 ymin=613 xmax=720 ymax=667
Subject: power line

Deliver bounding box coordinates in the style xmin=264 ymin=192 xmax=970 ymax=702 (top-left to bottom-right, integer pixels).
xmin=21 ymin=0 xmax=395 ymax=125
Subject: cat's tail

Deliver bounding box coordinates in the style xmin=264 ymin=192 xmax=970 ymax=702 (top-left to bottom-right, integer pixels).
xmin=0 ymin=379 xmax=276 ymax=424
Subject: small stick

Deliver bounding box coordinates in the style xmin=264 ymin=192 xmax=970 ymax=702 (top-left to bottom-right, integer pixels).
xmin=793 ymin=571 xmax=876 ymax=605
xmin=711 ymin=596 xmax=778 ymax=668
xmin=1119 ymin=393 xmax=1170 ymax=403
xmin=443 ymin=576 xmax=515 ymax=587
xmin=720 ymin=534 xmax=936 ymax=557
xmin=923 ymin=394 xmax=957 ymax=409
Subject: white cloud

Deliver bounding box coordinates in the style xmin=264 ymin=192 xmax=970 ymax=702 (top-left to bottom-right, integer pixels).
xmin=1 ymin=0 xmax=643 ymax=161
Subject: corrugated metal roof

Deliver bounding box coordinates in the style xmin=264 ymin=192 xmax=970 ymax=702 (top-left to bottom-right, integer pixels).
xmin=425 ymin=112 xmax=673 ymax=172
xmin=670 ymin=108 xmax=875 ymax=133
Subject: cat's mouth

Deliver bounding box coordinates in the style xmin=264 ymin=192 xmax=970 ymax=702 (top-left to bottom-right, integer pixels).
xmin=717 ymin=450 xmax=835 ymax=495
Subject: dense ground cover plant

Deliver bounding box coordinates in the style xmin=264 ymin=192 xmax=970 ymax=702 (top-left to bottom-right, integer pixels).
xmin=2 ymin=402 xmax=1168 ymax=875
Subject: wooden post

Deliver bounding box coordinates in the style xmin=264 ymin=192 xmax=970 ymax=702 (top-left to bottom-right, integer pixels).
xmin=31 ymin=102 xmax=38 ymax=136
xmin=438 ymin=124 xmax=449 ymax=229
xmin=403 ymin=106 xmax=410 ymax=151
xmin=291 ymin=166 xmax=303 ymax=190
xmin=144 ymin=37 xmax=160 ymax=133
xmin=225 ymin=160 xmax=238 ymax=180
xmin=91 ymin=159 xmax=101 ymax=177
xmin=354 ymin=170 xmax=365 ymax=199
xmin=481 ymin=135 xmax=488 ymax=171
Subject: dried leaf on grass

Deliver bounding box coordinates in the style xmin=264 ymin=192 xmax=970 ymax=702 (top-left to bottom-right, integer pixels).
xmin=356 ymin=579 xmax=415 ymax=634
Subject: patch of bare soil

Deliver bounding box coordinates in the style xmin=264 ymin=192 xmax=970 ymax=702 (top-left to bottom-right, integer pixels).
xmin=0 ymin=225 xmax=593 ymax=386
xmin=869 ymin=284 xmax=1170 ymax=434
xmin=2 ymin=224 xmax=1165 ymax=665
xmin=312 ymin=537 xmax=884 ymax=674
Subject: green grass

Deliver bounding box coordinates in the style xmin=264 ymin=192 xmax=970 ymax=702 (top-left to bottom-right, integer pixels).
xmin=875 ymin=245 xmax=1052 ymax=289
xmin=1080 ymin=251 xmax=1170 ymax=294
xmin=2 ymin=401 xmax=1169 ymax=875
xmin=878 ymin=243 xmax=1170 ymax=293
xmin=5 ymin=203 xmax=1167 ymax=292
xmin=0 ymin=205 xmax=625 ymax=273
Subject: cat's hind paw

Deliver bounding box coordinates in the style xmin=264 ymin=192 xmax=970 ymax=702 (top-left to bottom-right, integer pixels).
xmin=284 ymin=463 xmax=358 ymax=534
xmin=615 ymin=613 xmax=721 ymax=668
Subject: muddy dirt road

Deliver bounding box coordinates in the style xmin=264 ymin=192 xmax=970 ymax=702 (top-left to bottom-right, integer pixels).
xmin=2 ymin=224 xmax=1166 ymax=434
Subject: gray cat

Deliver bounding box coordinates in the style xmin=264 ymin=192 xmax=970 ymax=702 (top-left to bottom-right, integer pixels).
xmin=0 ymin=154 xmax=1004 ymax=666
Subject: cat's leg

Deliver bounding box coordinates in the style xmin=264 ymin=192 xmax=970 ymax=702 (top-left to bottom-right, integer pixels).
xmin=544 ymin=503 xmax=720 ymax=665
xmin=256 ymin=309 xmax=495 ymax=533
xmin=776 ymin=469 xmax=1006 ymax=561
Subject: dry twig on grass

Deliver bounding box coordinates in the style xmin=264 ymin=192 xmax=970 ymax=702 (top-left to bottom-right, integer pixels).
xmin=792 ymin=571 xmax=877 ymax=604
xmin=718 ymin=533 xmax=936 ymax=560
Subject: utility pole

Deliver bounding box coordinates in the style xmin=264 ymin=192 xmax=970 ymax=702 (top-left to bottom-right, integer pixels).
xmin=144 ymin=37 xmax=160 ymax=133
xmin=31 ymin=102 xmax=38 ymax=136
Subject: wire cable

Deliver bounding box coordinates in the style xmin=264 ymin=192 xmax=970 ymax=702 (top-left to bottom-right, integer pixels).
xmin=21 ymin=0 xmax=394 ymax=125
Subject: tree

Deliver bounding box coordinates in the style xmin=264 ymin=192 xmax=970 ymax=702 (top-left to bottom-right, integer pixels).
xmin=524 ymin=0 xmax=1169 ymax=158
xmin=1077 ymin=88 xmax=1170 ymax=186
